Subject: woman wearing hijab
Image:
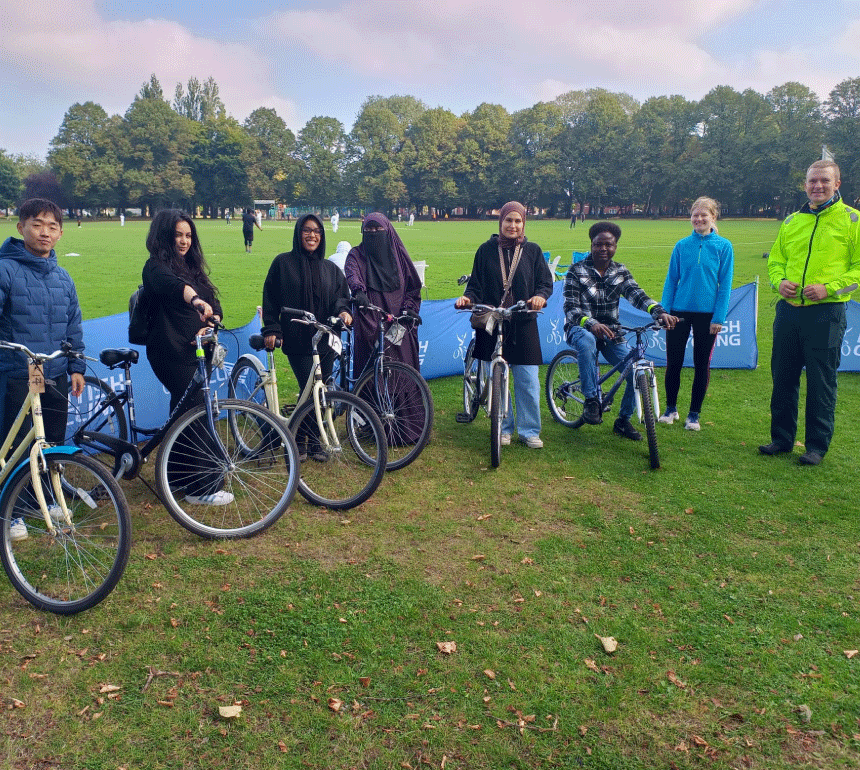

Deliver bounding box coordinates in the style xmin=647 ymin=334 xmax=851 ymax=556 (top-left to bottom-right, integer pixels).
xmin=261 ymin=214 xmax=352 ymax=392
xmin=344 ymin=213 xmax=423 ymax=376
xmin=455 ymin=202 xmax=553 ymax=448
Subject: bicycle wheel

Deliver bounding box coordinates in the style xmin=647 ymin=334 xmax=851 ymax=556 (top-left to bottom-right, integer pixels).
xmin=66 ymin=376 xmax=128 ymax=445
xmin=490 ymin=363 xmax=503 ymax=468
xmin=229 ymin=354 xmax=268 ymax=409
xmin=462 ymin=338 xmax=487 ymax=422
xmin=636 ymin=370 xmax=660 ymax=469
xmin=545 ymin=350 xmax=584 ymax=427
xmin=0 ymin=452 xmax=131 ymax=615
xmin=155 ymin=399 xmax=299 ymax=539
xmin=354 ymin=362 xmax=433 ymax=471
xmin=291 ymin=390 xmax=387 ymax=510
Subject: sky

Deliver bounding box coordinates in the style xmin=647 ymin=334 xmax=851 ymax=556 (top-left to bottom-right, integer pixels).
xmin=2 ymin=0 xmax=860 ymax=159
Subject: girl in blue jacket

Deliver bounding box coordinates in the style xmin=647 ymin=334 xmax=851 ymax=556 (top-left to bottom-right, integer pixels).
xmin=659 ymin=197 xmax=734 ymax=431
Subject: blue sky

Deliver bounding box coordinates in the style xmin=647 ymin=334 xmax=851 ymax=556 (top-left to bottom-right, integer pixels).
xmin=2 ymin=0 xmax=859 ymax=158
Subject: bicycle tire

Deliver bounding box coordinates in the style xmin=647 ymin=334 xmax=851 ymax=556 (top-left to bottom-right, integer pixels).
xmin=155 ymin=399 xmax=299 ymax=539
xmin=490 ymin=362 xmax=503 ymax=468
xmin=462 ymin=338 xmax=486 ymax=422
xmin=66 ymin=375 xmax=128 ymax=445
xmin=0 ymin=452 xmax=131 ymax=615
xmin=290 ymin=390 xmax=387 ymax=510
xmin=636 ymin=370 xmax=660 ymax=469
xmin=545 ymin=350 xmax=584 ymax=427
xmin=228 ymin=355 xmax=271 ymax=456
xmin=354 ymin=361 xmax=433 ymax=471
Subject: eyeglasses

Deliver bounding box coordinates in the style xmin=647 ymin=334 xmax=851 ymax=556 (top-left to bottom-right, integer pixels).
xmin=301 ymin=227 xmax=321 ymax=235
xmin=363 ymin=225 xmax=384 ymax=233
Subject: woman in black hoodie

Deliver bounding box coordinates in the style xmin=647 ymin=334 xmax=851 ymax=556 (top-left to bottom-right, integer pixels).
xmin=261 ymin=213 xmax=352 ymax=391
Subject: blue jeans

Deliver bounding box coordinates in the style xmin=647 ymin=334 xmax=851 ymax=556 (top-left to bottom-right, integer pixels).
xmin=500 ymin=364 xmax=541 ymax=438
xmin=567 ymin=326 xmax=635 ymax=419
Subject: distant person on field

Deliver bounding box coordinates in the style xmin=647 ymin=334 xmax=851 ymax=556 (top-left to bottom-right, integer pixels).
xmin=120 ymin=212 xmax=125 ymax=227
xmin=242 ymin=208 xmax=261 ymax=253
xmin=330 ymin=210 xmax=340 ymax=233
xmin=659 ymin=197 xmax=734 ymax=431
xmin=759 ymin=159 xmax=860 ymax=466
xmin=563 ymin=221 xmax=676 ymax=441
xmin=408 ymin=212 xmax=414 ymax=226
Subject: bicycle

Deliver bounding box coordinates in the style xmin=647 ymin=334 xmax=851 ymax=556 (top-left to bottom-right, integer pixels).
xmin=326 ymin=301 xmax=433 ymax=471
xmin=66 ymin=327 xmax=301 ymax=539
xmin=456 ymin=300 xmax=537 ymax=468
xmin=0 ymin=341 xmax=131 ymax=614
xmin=229 ymin=308 xmax=388 ymax=509
xmin=544 ymin=323 xmax=663 ymax=469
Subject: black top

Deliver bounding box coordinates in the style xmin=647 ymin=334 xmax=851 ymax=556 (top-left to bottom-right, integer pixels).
xmin=464 ymin=235 xmax=553 ymax=365
xmin=142 ymin=257 xmax=222 ymax=367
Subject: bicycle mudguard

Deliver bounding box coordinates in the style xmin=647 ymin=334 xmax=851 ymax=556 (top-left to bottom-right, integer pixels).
xmin=0 ymin=446 xmax=81 ymax=511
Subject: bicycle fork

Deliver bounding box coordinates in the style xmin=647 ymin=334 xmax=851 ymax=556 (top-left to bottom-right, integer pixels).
xmin=632 ymin=360 xmax=660 ymax=422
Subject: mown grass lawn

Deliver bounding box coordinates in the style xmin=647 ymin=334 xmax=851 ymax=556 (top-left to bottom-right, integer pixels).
xmin=1 ymin=215 xmax=858 ymax=770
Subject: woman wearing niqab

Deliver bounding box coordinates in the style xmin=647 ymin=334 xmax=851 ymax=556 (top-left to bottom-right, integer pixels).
xmin=344 ymin=213 xmax=423 ymax=376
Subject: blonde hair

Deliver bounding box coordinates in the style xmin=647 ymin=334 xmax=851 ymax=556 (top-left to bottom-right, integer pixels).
xmin=807 ymin=159 xmax=841 ymax=182
xmin=690 ymin=197 xmax=719 ymax=219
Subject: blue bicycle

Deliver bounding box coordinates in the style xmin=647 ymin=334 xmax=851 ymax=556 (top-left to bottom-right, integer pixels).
xmin=545 ymin=324 xmax=662 ymax=469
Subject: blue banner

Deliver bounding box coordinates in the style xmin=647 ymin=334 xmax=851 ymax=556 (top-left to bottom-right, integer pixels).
xmin=71 ymin=281 xmax=758 ymax=433
xmin=838 ymin=299 xmax=860 ymax=371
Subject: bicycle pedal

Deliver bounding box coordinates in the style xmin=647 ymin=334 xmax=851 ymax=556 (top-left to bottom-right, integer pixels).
xmin=455 ymin=412 xmax=474 ymax=423
xmin=280 ymin=404 xmax=295 ymax=418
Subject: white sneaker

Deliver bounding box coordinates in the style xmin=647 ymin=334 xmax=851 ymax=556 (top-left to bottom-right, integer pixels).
xmin=658 ymin=410 xmax=679 ymax=424
xmin=9 ymin=517 xmax=27 ymax=541
xmin=48 ymin=505 xmax=65 ymax=525
xmin=500 ymin=434 xmax=512 ymax=446
xmin=185 ymin=490 xmax=235 ymax=506
xmin=684 ymin=417 xmax=701 ymax=431
xmin=521 ymin=435 xmax=544 ymax=449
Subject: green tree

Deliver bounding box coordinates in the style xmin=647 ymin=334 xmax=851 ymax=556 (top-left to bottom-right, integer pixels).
xmin=401 ymin=107 xmax=464 ymax=215
xmin=0 ymin=151 xmax=22 ymax=209
xmin=457 ymin=103 xmax=513 ymax=215
xmin=766 ymin=82 xmax=823 ymax=214
xmin=122 ymin=93 xmax=196 ymax=213
xmin=508 ymin=102 xmax=565 ymax=211
xmin=825 ymin=77 xmax=860 ymax=205
xmin=173 ymin=76 xmax=225 ymax=122
xmin=138 ymin=74 xmax=165 ymax=101
xmin=346 ymin=96 xmax=424 ymax=211
xmin=243 ymin=107 xmax=301 ymax=203
xmin=48 ymin=102 xmax=123 ymax=211
xmin=189 ymin=115 xmax=252 ymax=216
xmin=295 ymin=117 xmax=347 ymax=211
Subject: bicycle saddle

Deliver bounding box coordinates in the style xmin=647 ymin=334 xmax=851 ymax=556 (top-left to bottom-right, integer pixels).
xmin=99 ymin=348 xmax=139 ymax=367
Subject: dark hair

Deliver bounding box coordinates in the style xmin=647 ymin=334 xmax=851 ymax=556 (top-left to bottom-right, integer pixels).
xmin=146 ymin=209 xmax=218 ymax=297
xmin=18 ymin=198 xmax=63 ymax=226
xmin=589 ymin=221 xmax=621 ymax=242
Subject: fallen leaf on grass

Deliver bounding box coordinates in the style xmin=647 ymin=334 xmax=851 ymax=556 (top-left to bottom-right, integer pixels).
xmin=472 ymin=554 xmax=486 ymax=561
xmin=218 ymin=705 xmax=242 ymax=719
xmin=99 ymin=685 xmax=121 ymax=694
xmin=9 ymin=698 xmax=25 ymax=709
xmin=584 ymin=659 xmax=600 ymax=673
xmin=845 ymin=650 xmax=858 ymax=659
xmin=327 ymin=698 xmax=343 ymax=713
xmin=667 ymin=671 xmax=686 ymax=688
xmin=436 ymin=641 xmax=457 ymax=655
xmin=484 ymin=669 xmax=496 ymax=679
xmin=691 ymin=735 xmax=708 ymax=748
xmin=595 ymin=635 xmax=618 ymax=654
xmin=795 ymin=704 xmax=812 ymax=723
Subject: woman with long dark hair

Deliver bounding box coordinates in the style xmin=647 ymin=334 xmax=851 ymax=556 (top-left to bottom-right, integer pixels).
xmin=142 ymin=209 xmax=227 ymax=504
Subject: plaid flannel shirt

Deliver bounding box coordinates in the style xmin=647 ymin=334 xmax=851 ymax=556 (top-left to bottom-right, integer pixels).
xmin=563 ymin=254 xmax=664 ymax=335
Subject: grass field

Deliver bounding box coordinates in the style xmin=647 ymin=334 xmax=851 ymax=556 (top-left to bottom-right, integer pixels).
xmin=1 ymin=215 xmax=858 ymax=770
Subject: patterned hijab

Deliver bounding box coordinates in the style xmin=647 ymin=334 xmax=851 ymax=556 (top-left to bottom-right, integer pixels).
xmin=498 ymin=201 xmax=527 ymax=249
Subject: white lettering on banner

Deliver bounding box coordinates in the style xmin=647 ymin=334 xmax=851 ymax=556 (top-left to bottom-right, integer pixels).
xmin=418 ymin=340 xmax=428 ymax=367
xmin=546 ymin=319 xmax=564 ymax=346
xmin=455 ymin=332 xmax=469 ymax=361
xmin=841 ymin=327 xmax=859 ymax=357
xmin=715 ymin=320 xmax=741 ymax=347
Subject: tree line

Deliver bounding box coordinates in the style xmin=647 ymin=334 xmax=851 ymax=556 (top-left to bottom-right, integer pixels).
xmin=2 ymin=74 xmax=860 ymax=219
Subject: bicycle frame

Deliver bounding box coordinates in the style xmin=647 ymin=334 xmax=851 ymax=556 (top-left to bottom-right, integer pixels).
xmin=72 ymin=331 xmax=231 ymax=480
xmin=588 ymin=327 xmax=660 ymax=422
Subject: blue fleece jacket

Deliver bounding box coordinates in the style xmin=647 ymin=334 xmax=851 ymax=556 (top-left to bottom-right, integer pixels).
xmin=0 ymin=237 xmax=85 ymax=379
xmin=660 ymin=229 xmax=734 ymax=324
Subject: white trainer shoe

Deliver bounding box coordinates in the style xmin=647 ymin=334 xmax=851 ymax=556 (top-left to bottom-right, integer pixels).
xmin=9 ymin=517 xmax=27 ymax=541
xmin=185 ymin=490 xmax=235 ymax=506
xmin=500 ymin=434 xmax=512 ymax=445
xmin=658 ymin=410 xmax=679 ymax=424
xmin=521 ymin=435 xmax=544 ymax=448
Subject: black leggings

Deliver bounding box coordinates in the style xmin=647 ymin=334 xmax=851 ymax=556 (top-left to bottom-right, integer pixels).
xmin=664 ymin=311 xmax=717 ymax=414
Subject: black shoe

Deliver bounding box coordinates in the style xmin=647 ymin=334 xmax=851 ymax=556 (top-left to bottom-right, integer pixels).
xmin=613 ymin=417 xmax=642 ymax=441
xmin=583 ymin=398 xmax=602 ymax=425
xmin=798 ymin=450 xmax=823 ymax=466
xmin=758 ymin=442 xmax=792 ymax=456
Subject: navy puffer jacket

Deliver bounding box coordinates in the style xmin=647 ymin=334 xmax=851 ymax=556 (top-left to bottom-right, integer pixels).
xmin=0 ymin=237 xmax=85 ymax=379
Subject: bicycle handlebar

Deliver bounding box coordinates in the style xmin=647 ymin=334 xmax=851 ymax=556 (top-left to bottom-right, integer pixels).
xmin=0 ymin=340 xmax=85 ymax=363
xmin=461 ymin=300 xmax=538 ymax=319
xmin=351 ymin=301 xmax=422 ymax=326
